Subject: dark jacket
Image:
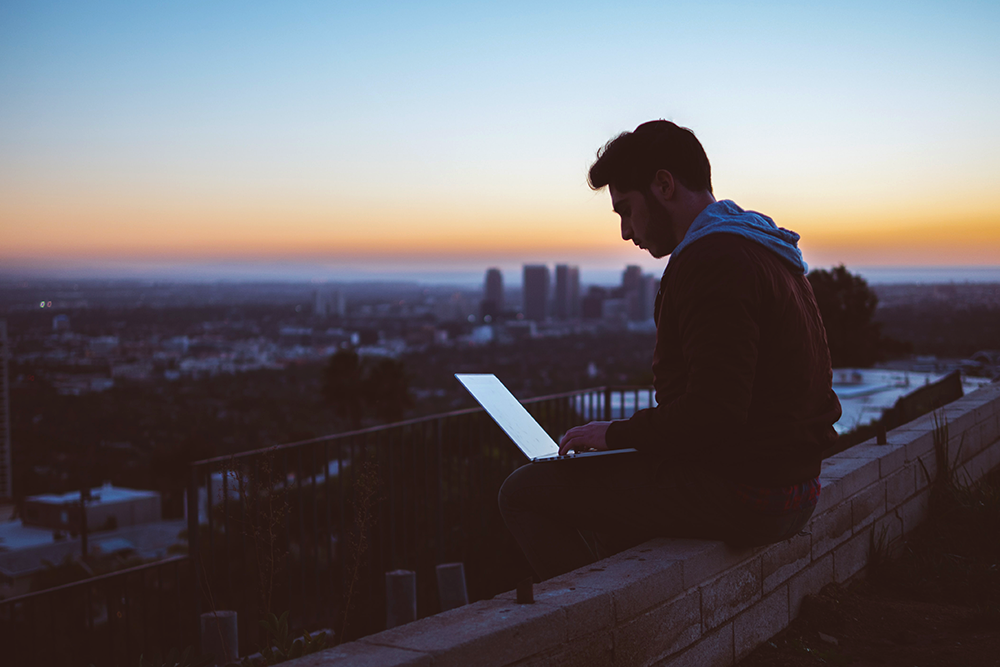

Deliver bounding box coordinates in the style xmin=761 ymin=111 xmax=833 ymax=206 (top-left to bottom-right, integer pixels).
xmin=605 ymin=233 xmax=842 ymax=486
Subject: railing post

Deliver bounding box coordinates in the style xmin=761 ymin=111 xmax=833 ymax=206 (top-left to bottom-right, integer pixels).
xmin=435 ymin=563 xmax=469 ymax=612
xmin=385 ymin=570 xmax=417 ymax=629
xmin=603 ymin=387 xmax=613 ymax=421
xmin=436 ymin=419 xmax=445 ymax=564
xmin=79 ymin=487 xmax=89 ymax=560
xmin=187 ymin=465 xmax=202 ymax=643
xmin=201 ymin=610 xmax=238 ymax=666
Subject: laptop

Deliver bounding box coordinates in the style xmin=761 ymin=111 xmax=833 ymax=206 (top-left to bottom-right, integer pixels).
xmin=455 ymin=373 xmax=637 ymax=462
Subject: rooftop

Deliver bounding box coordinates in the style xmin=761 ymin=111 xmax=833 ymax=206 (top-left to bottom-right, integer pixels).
xmin=26 ymin=483 xmax=159 ymax=506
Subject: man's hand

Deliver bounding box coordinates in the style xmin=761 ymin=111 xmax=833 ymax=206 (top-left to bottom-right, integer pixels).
xmin=558 ymin=421 xmax=612 ymax=456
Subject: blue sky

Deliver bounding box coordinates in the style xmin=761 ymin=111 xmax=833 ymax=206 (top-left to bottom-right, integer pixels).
xmin=2 ymin=1 xmax=998 ymax=280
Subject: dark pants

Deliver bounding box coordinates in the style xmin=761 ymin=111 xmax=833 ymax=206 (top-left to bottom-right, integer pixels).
xmin=498 ymin=453 xmax=815 ymax=581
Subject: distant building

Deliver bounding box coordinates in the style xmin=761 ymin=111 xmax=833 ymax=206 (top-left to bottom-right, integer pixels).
xmin=481 ymin=268 xmax=504 ymax=320
xmin=554 ymin=265 xmax=580 ymax=320
xmin=523 ymin=265 xmax=550 ymax=322
xmin=111 ymin=362 xmax=155 ymax=381
xmin=88 ymin=336 xmax=120 ymax=357
xmin=0 ymin=518 xmax=185 ymax=598
xmin=581 ymin=286 xmax=607 ymax=320
xmin=603 ymin=298 xmax=629 ymax=322
xmin=0 ymin=320 xmax=10 ymax=500
xmin=22 ymin=483 xmax=162 ymax=533
xmin=628 ymin=274 xmax=659 ymax=321
xmin=162 ymin=335 xmax=190 ymax=354
xmin=619 ymin=267 xmax=658 ymax=321
xmin=314 ymin=290 xmax=346 ymax=318
xmin=52 ymin=314 xmax=70 ymax=332
xmin=498 ymin=320 xmax=537 ymax=342
xmin=434 ymin=292 xmax=476 ymax=322
xmin=622 ymin=265 xmax=643 ymax=293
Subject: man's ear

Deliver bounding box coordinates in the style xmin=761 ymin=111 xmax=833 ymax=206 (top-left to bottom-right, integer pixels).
xmin=650 ymin=169 xmax=675 ymax=202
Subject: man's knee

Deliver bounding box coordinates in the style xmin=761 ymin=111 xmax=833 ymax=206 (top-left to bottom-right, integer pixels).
xmin=498 ymin=463 xmax=553 ymax=516
xmin=498 ymin=464 xmax=530 ymax=516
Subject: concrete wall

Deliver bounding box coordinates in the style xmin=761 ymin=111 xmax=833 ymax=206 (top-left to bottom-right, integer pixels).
xmin=290 ymin=382 xmax=1000 ymax=667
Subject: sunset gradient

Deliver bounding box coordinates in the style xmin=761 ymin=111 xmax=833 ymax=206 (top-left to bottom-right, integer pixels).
xmin=2 ymin=1 xmax=998 ymax=279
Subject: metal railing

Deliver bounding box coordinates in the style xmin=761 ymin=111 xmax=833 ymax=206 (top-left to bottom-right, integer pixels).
xmin=185 ymin=385 xmax=655 ymax=651
xmin=0 ymin=385 xmax=655 ymax=665
xmin=0 ymin=556 xmax=196 ymax=667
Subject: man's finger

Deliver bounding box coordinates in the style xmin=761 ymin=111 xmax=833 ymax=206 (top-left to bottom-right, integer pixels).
xmin=558 ymin=434 xmax=580 ymax=455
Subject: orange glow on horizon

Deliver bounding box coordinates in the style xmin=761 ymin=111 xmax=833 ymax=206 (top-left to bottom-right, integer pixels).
xmin=3 ymin=189 xmax=999 ymax=269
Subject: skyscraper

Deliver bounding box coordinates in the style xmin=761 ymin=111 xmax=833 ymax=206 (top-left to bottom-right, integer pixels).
xmin=315 ymin=289 xmax=346 ymax=318
xmin=634 ymin=274 xmax=659 ymax=321
xmin=522 ymin=265 xmax=550 ymax=322
xmin=581 ymin=286 xmax=607 ymax=320
xmin=622 ymin=265 xmax=643 ymax=293
xmin=0 ymin=320 xmax=11 ymax=500
xmin=481 ymin=268 xmax=504 ymax=320
xmin=622 ymin=265 xmax=656 ymax=321
xmin=554 ymin=265 xmax=580 ymax=320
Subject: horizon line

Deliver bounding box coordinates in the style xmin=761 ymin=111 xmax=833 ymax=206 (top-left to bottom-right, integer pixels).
xmin=4 ymin=264 xmax=1000 ymax=288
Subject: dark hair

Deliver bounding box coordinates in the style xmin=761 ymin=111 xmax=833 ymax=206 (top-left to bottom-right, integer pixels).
xmin=588 ymin=120 xmax=712 ymax=194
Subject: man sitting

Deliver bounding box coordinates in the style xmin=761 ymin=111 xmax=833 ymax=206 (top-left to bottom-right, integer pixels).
xmin=499 ymin=120 xmax=842 ymax=581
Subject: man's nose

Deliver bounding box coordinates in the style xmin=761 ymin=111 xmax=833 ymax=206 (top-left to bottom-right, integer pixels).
xmin=621 ymin=219 xmax=632 ymax=241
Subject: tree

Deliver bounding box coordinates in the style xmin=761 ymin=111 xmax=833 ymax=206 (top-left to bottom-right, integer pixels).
xmin=807 ymin=265 xmax=910 ymax=368
xmin=322 ymin=351 xmax=412 ymax=426
xmin=322 ymin=350 xmax=365 ymax=427
xmin=362 ymin=357 xmax=412 ymax=423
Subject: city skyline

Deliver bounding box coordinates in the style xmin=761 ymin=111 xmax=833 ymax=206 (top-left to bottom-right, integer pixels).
xmin=3 ymin=1 xmax=999 ymax=277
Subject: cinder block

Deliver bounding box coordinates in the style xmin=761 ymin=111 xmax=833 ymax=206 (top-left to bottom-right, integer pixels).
xmin=937 ymin=405 xmax=978 ymax=438
xmin=699 ymin=558 xmax=762 ymax=630
xmin=837 ymin=442 xmax=907 ymax=478
xmin=988 ymin=440 xmax=1000 ymax=471
xmin=509 ymin=630 xmax=614 ymax=667
xmin=809 ymin=502 xmax=853 ymax=559
xmin=971 ymin=402 xmax=1000 ymax=427
xmin=899 ymin=427 xmax=936 ymax=462
xmin=612 ymin=590 xmax=701 ymax=667
xmin=361 ymin=599 xmax=566 ymax=667
xmin=513 ymin=542 xmax=684 ymax=625
xmin=885 ymin=464 xmax=917 ymax=509
xmin=495 ymin=580 xmax=612 ymax=641
xmin=834 ymin=528 xmax=871 ymax=583
xmin=788 ymin=555 xmax=833 ymax=619
xmin=874 ymin=512 xmax=903 ymax=556
xmin=605 ymin=544 xmax=687 ymax=621
xmin=943 ymin=397 xmax=985 ymax=417
xmin=899 ymin=412 xmax=937 ymax=431
xmin=761 ymin=532 xmax=811 ymax=594
xmin=733 ymin=586 xmax=789 ymax=661
xmin=819 ymin=456 xmax=879 ymax=499
xmin=958 ymin=445 xmax=995 ymax=483
xmin=656 ymin=622 xmax=734 ymax=667
xmin=813 ymin=479 xmax=842 ymax=515
xmin=985 ymin=442 xmax=1000 ymax=474
xmin=914 ymin=451 xmax=938 ymax=491
xmin=648 ymin=538 xmax=758 ymax=591
xmin=979 ymin=417 xmax=1000 ymax=452
xmin=952 ymin=426 xmax=984 ymax=465
xmin=897 ymin=490 xmax=930 ymax=535
xmin=851 ymin=483 xmax=885 ymax=532
xmin=296 ymin=643 xmax=432 ymax=667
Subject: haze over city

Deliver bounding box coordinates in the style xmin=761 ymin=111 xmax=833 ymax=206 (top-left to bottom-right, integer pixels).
xmin=2 ymin=0 xmax=999 ymax=283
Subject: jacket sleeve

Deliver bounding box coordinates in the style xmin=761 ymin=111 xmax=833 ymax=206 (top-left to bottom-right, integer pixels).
xmin=605 ymin=241 xmax=761 ymax=460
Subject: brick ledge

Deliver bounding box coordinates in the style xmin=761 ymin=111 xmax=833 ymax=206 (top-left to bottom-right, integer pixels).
xmin=290 ymin=382 xmax=1000 ymax=667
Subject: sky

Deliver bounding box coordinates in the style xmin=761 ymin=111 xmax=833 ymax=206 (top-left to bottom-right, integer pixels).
xmin=2 ymin=0 xmax=999 ymax=283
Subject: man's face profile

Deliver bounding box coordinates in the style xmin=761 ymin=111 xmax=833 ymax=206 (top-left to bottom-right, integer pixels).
xmin=610 ymin=183 xmax=680 ymax=259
